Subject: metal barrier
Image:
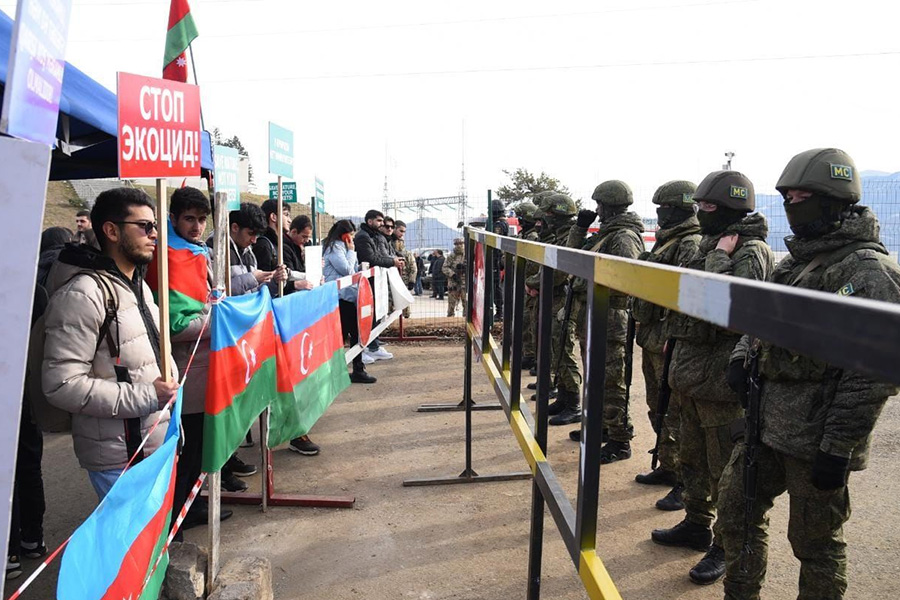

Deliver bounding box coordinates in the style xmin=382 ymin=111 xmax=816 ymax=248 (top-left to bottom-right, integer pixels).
xmin=406 ymin=225 xmax=900 ymax=600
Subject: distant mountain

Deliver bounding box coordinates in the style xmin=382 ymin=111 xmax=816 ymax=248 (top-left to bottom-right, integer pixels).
xmin=405 ymin=217 xmax=460 ymax=252
xmin=757 ymin=173 xmax=900 ymax=254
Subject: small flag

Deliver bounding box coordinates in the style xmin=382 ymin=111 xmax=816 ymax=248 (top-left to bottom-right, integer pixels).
xmin=146 ymin=220 xmax=210 ymax=335
xmin=57 ymin=391 xmax=182 ymax=600
xmin=162 ymin=0 xmax=198 ymax=82
xmin=203 ymin=288 xmax=278 ymax=473
xmin=269 ymin=282 xmax=350 ymax=447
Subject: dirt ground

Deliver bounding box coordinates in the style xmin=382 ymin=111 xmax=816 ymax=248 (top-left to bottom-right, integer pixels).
xmin=14 ymin=341 xmax=900 ymax=599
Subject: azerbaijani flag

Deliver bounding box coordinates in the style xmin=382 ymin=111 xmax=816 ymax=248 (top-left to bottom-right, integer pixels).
xmin=203 ymin=287 xmax=278 ymax=472
xmin=269 ymin=282 xmax=350 ymax=447
xmin=162 ymin=0 xmax=198 ymax=82
xmin=147 ymin=220 xmax=210 ymax=335
xmin=57 ymin=390 xmax=182 ymax=600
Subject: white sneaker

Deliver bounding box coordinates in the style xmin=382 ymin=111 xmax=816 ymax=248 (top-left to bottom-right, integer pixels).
xmin=361 ymin=351 xmax=376 ymax=365
xmin=368 ymin=347 xmax=393 ymax=360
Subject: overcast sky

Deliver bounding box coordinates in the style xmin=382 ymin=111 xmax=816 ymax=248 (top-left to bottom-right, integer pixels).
xmin=4 ymin=0 xmax=899 ymax=222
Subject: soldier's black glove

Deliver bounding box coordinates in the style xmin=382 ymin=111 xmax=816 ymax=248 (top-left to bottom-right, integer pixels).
xmin=726 ymin=359 xmax=749 ymax=400
xmin=576 ymin=209 xmax=597 ymax=228
xmin=811 ymin=450 xmax=850 ymax=490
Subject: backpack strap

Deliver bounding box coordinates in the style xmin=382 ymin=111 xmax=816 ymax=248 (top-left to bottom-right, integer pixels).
xmin=63 ymin=271 xmax=120 ymax=357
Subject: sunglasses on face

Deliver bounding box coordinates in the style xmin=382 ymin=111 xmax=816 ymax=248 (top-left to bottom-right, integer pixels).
xmin=115 ymin=220 xmax=158 ymax=235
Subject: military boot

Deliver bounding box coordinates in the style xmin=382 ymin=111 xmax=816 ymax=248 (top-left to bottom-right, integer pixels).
xmin=521 ymin=357 xmax=536 ymax=370
xmin=655 ymin=483 xmax=685 ymax=511
xmin=529 ymin=388 xmax=557 ymax=401
xmin=689 ymin=545 xmax=725 ymax=585
xmin=635 ymin=467 xmax=678 ymax=486
xmin=568 ymin=428 xmax=609 ymax=443
xmin=548 ymin=390 xmax=581 ymax=425
xmin=599 ymin=440 xmax=631 ymax=464
xmin=651 ymin=519 xmax=712 ymax=551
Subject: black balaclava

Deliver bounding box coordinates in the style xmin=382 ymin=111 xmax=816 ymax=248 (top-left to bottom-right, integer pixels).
xmin=599 ymin=204 xmax=628 ymax=223
xmin=697 ymin=205 xmax=746 ymax=235
xmin=783 ymin=194 xmax=847 ymax=239
xmin=656 ymin=206 xmax=694 ymax=229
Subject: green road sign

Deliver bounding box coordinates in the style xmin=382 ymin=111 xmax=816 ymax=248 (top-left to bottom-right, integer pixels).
xmin=269 ymin=181 xmax=297 ymax=203
xmin=315 ymin=177 xmax=325 ymax=213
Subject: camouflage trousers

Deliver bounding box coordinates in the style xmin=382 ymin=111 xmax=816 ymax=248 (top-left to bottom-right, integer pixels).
xmin=718 ymin=443 xmax=850 ymax=600
xmin=679 ymin=393 xmax=742 ymax=543
xmin=550 ymin=291 xmax=581 ymax=394
xmin=447 ymin=288 xmax=466 ymax=317
xmin=642 ymin=348 xmax=680 ymax=474
xmin=522 ymin=294 xmax=538 ymax=360
xmin=572 ymin=296 xmax=632 ymax=442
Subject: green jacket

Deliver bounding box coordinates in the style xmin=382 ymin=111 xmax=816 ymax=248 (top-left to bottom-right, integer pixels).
xmin=668 ymin=212 xmax=774 ymax=411
xmin=633 ymin=216 xmax=701 ymax=353
xmin=731 ymin=206 xmax=900 ymax=469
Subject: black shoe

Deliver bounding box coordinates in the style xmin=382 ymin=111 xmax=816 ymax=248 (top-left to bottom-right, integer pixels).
xmin=6 ymin=555 xmax=21 ymax=580
xmin=635 ymin=467 xmax=678 ymax=486
xmin=568 ymin=429 xmax=609 ymax=443
xmin=226 ymin=455 xmax=257 ymax=477
xmin=20 ymin=540 xmax=47 ymax=560
xmin=529 ymin=388 xmax=557 ymax=401
xmin=221 ymin=471 xmax=248 ymax=492
xmin=521 ymin=357 xmax=536 ymax=370
xmin=529 ymin=367 xmax=537 ymax=377
xmin=289 ymin=435 xmax=320 ymax=456
xmin=689 ymin=545 xmax=725 ymax=585
xmin=599 ymin=440 xmax=632 ymax=464
xmin=182 ymin=505 xmax=234 ymax=531
xmin=651 ymin=519 xmax=712 ymax=551
xmin=655 ymin=483 xmax=685 ymax=511
xmin=549 ymin=406 xmax=581 ymax=426
xmin=527 ymin=382 xmax=537 ymax=390
xmin=350 ymin=368 xmax=377 ymax=384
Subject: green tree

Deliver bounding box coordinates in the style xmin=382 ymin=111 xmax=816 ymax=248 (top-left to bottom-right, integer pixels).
xmin=496 ymin=168 xmax=572 ymax=205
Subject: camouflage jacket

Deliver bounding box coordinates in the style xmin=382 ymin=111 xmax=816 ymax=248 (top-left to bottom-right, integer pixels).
xmin=668 ymin=212 xmax=774 ymax=405
xmin=525 ymin=219 xmax=574 ymax=290
xmin=633 ymin=216 xmax=701 ymax=353
xmin=567 ymin=211 xmax=644 ymax=342
xmin=393 ymin=239 xmax=417 ymax=285
xmin=731 ymin=206 xmax=900 ymax=469
xmin=520 ymin=228 xmax=542 ymax=282
xmin=442 ymin=248 xmax=466 ymax=290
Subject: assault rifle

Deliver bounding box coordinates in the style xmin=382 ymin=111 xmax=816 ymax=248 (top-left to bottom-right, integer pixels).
xmin=649 ymin=340 xmax=675 ymax=470
xmin=624 ymin=313 xmax=636 ymax=423
xmin=740 ymin=344 xmax=763 ymax=572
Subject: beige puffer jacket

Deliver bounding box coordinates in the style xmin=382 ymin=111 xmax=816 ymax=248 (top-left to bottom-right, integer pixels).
xmin=42 ymin=245 xmax=175 ymax=472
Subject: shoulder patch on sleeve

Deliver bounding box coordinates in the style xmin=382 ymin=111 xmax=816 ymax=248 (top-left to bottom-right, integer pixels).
xmin=837 ymin=282 xmax=855 ymax=296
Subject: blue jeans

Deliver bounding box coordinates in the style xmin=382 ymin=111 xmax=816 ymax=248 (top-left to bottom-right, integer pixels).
xmin=88 ymin=468 xmax=124 ymax=501
xmin=414 ymin=274 xmax=423 ymax=295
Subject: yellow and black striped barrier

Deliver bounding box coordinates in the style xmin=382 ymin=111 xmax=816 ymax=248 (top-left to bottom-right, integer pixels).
xmin=407 ymin=223 xmax=900 ymax=600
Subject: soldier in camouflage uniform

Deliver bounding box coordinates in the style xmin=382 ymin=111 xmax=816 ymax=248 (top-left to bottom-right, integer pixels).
xmin=525 ymin=194 xmax=579 ymax=416
xmin=514 ymin=201 xmax=540 ymax=369
xmin=392 ymin=221 xmax=417 ymax=319
xmin=565 ymin=181 xmax=644 ymax=457
xmin=633 ymin=181 xmax=702 ymax=511
xmin=443 ymin=238 xmax=467 ymax=317
xmin=717 ymin=149 xmax=900 ymax=600
xmin=651 ymin=170 xmax=775 ymax=586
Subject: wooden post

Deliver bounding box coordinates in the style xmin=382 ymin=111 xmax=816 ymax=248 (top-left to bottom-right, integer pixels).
xmin=156 ymin=178 xmax=172 ymax=381
xmin=207 ymin=191 xmax=229 ymax=594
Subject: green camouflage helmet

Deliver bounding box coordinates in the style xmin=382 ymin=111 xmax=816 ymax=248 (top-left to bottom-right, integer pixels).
xmin=514 ymin=201 xmax=538 ymax=222
xmin=694 ymin=170 xmax=755 ymax=212
xmin=546 ymin=193 xmax=577 ymax=217
xmin=652 ymin=180 xmax=697 ymax=209
xmin=775 ymin=148 xmax=861 ymax=204
xmin=591 ymin=180 xmax=633 ymax=206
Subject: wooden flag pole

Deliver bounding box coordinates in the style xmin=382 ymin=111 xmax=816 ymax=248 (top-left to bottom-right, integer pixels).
xmin=208 ymin=191 xmax=229 ymax=593
xmin=156 ymin=178 xmax=172 ymax=381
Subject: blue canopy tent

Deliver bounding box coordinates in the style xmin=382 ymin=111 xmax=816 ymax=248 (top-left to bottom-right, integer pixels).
xmin=0 ymin=10 xmax=212 ymax=180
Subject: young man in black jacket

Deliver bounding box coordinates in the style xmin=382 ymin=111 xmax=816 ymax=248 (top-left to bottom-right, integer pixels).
xmin=354 ymin=210 xmax=403 ymax=362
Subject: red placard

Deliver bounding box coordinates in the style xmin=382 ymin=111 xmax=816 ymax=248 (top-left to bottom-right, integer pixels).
xmin=117 ymin=72 xmax=201 ymax=178
xmin=357 ymin=276 xmax=374 ymax=347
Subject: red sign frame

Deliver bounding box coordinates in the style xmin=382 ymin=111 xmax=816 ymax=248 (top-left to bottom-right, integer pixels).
xmin=357 ymin=276 xmax=374 ymax=347
xmin=117 ymin=72 xmax=201 ymax=178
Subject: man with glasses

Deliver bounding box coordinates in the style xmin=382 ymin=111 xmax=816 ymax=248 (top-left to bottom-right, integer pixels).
xmin=42 ymin=188 xmax=180 ymax=499
xmin=355 ymin=210 xmax=403 ymax=361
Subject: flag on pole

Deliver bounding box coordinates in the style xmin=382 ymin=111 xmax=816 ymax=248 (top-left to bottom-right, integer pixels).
xmin=269 ymin=282 xmax=350 ymax=447
xmin=57 ymin=391 xmax=183 ymax=600
xmin=203 ymin=287 xmax=278 ymax=472
xmin=162 ymin=0 xmax=198 ymax=82
xmin=147 ymin=220 xmax=210 ymax=335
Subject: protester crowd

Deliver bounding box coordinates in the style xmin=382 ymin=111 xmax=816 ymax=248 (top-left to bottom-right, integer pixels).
xmin=9 ymin=190 xmax=406 ymax=581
